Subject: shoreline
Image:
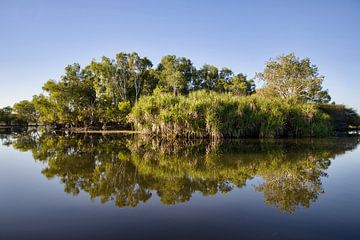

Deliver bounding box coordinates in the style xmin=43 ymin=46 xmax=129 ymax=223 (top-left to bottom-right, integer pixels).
xmin=70 ymin=129 xmax=140 ymax=134
xmin=1 ymin=125 xmax=358 ymax=137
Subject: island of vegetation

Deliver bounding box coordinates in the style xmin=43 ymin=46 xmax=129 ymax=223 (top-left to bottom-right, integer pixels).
xmin=1 ymin=52 xmax=359 ymax=138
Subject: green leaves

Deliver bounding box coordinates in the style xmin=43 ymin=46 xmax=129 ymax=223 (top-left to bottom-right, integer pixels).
xmin=156 ymin=55 xmax=195 ymax=95
xmin=0 ymin=106 xmax=14 ymax=125
xmin=90 ymin=52 xmax=153 ymax=104
xmin=11 ymin=51 xmax=358 ymax=133
xmin=130 ymin=91 xmax=333 ymax=138
xmin=13 ymin=100 xmax=37 ymax=124
xmin=257 ymin=53 xmax=331 ymax=103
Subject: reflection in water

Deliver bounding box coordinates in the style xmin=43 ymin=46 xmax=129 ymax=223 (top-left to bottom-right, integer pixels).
xmin=3 ymin=132 xmax=359 ymax=213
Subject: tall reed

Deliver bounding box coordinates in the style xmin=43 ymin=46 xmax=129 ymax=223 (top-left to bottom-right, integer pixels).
xmin=129 ymin=90 xmax=333 ymax=138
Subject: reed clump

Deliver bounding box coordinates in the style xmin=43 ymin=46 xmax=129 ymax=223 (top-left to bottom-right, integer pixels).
xmin=129 ymin=90 xmax=333 ymax=138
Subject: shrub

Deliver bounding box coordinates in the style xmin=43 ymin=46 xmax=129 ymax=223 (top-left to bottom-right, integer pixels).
xmin=129 ymin=90 xmax=333 ymax=138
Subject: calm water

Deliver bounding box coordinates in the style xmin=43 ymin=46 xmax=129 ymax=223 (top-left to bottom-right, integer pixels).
xmin=0 ymin=132 xmax=359 ymax=240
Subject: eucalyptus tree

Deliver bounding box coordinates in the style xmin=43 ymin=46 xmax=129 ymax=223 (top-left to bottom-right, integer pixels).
xmin=13 ymin=100 xmax=38 ymax=125
xmin=41 ymin=63 xmax=97 ymax=127
xmin=228 ymin=74 xmax=256 ymax=96
xmin=0 ymin=106 xmax=14 ymax=125
xmin=157 ymin=55 xmax=195 ymax=95
xmin=196 ymin=64 xmax=219 ymax=90
xmin=90 ymin=56 xmax=124 ymax=104
xmin=140 ymin=68 xmax=159 ymax=96
xmin=32 ymin=94 xmax=56 ymax=125
xmin=215 ymin=67 xmax=234 ymax=92
xmin=11 ymin=51 xmax=346 ymax=131
xmin=129 ymin=53 xmax=153 ymax=103
xmin=256 ymin=53 xmax=331 ymax=103
xmin=90 ymin=52 xmax=152 ymax=105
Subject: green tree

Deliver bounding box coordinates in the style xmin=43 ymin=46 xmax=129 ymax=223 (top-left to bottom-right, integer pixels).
xmin=0 ymin=106 xmax=14 ymax=125
xmin=32 ymin=94 xmax=57 ymax=125
xmin=13 ymin=100 xmax=38 ymax=125
xmin=90 ymin=52 xmax=152 ymax=105
xmin=196 ymin=64 xmax=219 ymax=90
xmin=256 ymin=53 xmax=331 ymax=103
xmin=157 ymin=55 xmax=195 ymax=95
xmin=215 ymin=67 xmax=234 ymax=92
xmin=129 ymin=54 xmax=153 ymax=103
xmin=141 ymin=68 xmax=159 ymax=96
xmin=41 ymin=63 xmax=97 ymax=127
xmin=228 ymin=74 xmax=255 ymax=96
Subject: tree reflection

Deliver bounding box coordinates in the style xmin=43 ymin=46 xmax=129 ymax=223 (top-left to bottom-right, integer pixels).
xmin=7 ymin=132 xmax=359 ymax=213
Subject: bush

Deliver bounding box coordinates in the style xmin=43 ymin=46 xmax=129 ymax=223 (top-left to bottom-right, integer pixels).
xmin=318 ymin=104 xmax=360 ymax=131
xmin=129 ymin=90 xmax=333 ymax=138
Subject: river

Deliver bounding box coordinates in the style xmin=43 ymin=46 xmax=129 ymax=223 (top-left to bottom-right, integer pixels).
xmin=0 ymin=132 xmax=359 ymax=239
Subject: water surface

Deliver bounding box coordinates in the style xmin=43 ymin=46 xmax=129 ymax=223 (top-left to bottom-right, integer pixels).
xmin=0 ymin=132 xmax=359 ymax=239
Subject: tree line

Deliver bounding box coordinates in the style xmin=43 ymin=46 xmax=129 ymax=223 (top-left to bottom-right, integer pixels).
xmin=1 ymin=52 xmax=358 ymax=134
xmin=1 ymin=52 xmax=259 ymax=128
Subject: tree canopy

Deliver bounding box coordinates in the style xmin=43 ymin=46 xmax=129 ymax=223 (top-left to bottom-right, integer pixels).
xmin=8 ymin=51 xmax=256 ymax=129
xmin=13 ymin=100 xmax=37 ymax=124
xmin=0 ymin=106 xmax=14 ymax=125
xmin=256 ymin=53 xmax=331 ymax=103
xmin=7 ymin=52 xmax=359 ymax=134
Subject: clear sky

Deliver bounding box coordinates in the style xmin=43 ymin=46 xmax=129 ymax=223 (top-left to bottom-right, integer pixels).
xmin=0 ymin=0 xmax=359 ymax=110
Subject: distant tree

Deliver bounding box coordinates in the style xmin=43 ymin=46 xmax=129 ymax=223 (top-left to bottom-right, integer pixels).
xmin=228 ymin=74 xmax=255 ymax=96
xmin=41 ymin=63 xmax=97 ymax=127
xmin=196 ymin=64 xmax=219 ymax=90
xmin=215 ymin=67 xmax=234 ymax=92
xmin=90 ymin=52 xmax=152 ymax=104
xmin=13 ymin=100 xmax=38 ymax=125
xmin=0 ymin=106 xmax=14 ymax=125
xmin=256 ymin=53 xmax=331 ymax=103
xmin=129 ymin=53 xmax=153 ymax=103
xmin=157 ymin=55 xmax=195 ymax=95
xmin=90 ymin=55 xmax=129 ymax=104
xmin=32 ymin=94 xmax=59 ymax=125
xmin=141 ymin=68 xmax=159 ymax=96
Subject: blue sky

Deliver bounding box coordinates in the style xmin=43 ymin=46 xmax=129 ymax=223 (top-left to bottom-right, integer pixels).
xmin=0 ymin=0 xmax=359 ymax=110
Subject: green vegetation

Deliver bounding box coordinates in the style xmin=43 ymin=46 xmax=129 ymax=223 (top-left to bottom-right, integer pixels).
xmin=0 ymin=107 xmax=14 ymax=125
xmin=255 ymin=53 xmax=331 ymax=103
xmin=5 ymin=132 xmax=359 ymax=213
xmin=130 ymin=90 xmax=332 ymax=138
xmin=13 ymin=100 xmax=38 ymax=125
xmin=318 ymin=104 xmax=360 ymax=132
xmin=0 ymin=106 xmax=27 ymax=126
xmin=2 ymin=52 xmax=359 ymax=137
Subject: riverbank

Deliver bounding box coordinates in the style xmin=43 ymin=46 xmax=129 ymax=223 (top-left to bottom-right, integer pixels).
xmin=70 ymin=129 xmax=140 ymax=134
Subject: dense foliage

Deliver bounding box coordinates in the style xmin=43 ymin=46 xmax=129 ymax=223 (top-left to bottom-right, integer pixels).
xmin=318 ymin=104 xmax=360 ymax=131
xmin=130 ymin=90 xmax=333 ymax=138
xmin=4 ymin=52 xmax=255 ymax=129
xmin=0 ymin=107 xmax=14 ymax=125
xmin=2 ymin=52 xmax=359 ymax=137
xmin=256 ymin=53 xmax=331 ymax=103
